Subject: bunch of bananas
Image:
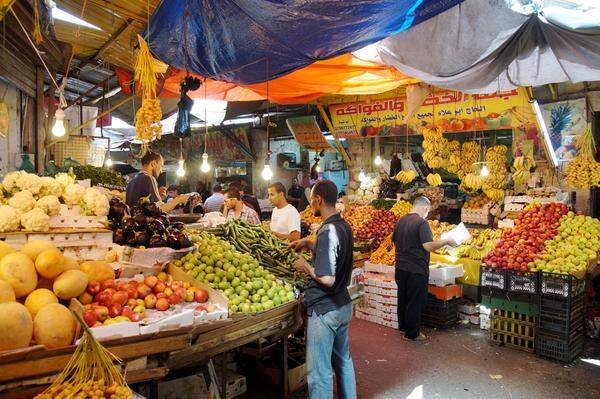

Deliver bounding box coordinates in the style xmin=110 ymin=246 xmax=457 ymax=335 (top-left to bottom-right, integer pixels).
xmin=135 ymin=98 xmax=162 ymax=142
xmin=512 ymin=156 xmax=535 ymax=186
xmin=440 ymin=228 xmax=503 ymax=260
xmin=481 ymin=145 xmax=508 ymax=200
xmin=390 ymin=200 xmax=412 ymax=217
xmin=462 ymin=173 xmax=484 ymax=191
xmin=369 ymin=233 xmax=395 ymax=265
xmin=459 ymin=141 xmax=481 ymax=178
xmin=395 ymin=170 xmax=417 ymax=184
xmin=428 ymin=220 xmax=455 ymax=240
xmin=420 ymin=125 xmax=450 ymax=169
xmin=426 ymin=173 xmax=442 ymax=186
xmin=566 ymin=123 xmax=600 ymax=188
xmin=463 ymin=193 xmax=490 ymax=209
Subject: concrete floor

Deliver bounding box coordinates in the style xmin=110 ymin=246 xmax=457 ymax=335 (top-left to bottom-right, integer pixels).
xmin=349 ymin=319 xmax=600 ymax=399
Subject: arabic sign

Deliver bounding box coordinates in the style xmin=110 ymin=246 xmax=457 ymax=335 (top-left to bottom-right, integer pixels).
xmin=328 ymin=89 xmax=537 ymax=139
xmin=287 ymin=116 xmax=333 ymax=151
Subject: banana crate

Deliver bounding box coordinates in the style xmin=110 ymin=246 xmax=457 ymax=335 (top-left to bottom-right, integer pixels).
xmin=489 ymin=309 xmax=536 ymax=353
xmin=461 ymin=204 xmax=492 ymax=225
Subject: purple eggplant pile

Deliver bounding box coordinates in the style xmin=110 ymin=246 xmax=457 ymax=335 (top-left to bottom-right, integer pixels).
xmin=108 ymin=198 xmax=193 ymax=249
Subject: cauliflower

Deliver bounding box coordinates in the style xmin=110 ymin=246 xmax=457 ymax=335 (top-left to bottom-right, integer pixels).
xmin=82 ymin=187 xmax=109 ymax=216
xmin=62 ymin=183 xmax=86 ymax=206
xmin=36 ymin=195 xmax=61 ymax=216
xmin=0 ymin=205 xmax=20 ymax=232
xmin=16 ymin=173 xmax=42 ymax=195
xmin=8 ymin=190 xmax=36 ymax=213
xmin=55 ymin=172 xmax=75 ymax=190
xmin=20 ymin=208 xmax=50 ymax=232
xmin=2 ymin=171 xmax=27 ymax=193
xmin=39 ymin=176 xmax=63 ymax=197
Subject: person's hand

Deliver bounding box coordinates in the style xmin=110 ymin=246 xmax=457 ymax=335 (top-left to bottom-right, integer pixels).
xmin=293 ymin=257 xmax=310 ymax=274
xmin=289 ymin=237 xmax=311 ymax=253
xmin=444 ymin=238 xmax=458 ymax=247
xmin=159 ymin=186 xmax=167 ymax=198
xmin=175 ymin=194 xmax=190 ymax=205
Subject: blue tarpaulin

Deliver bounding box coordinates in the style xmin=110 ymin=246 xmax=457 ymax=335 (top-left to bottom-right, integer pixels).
xmin=148 ymin=0 xmax=463 ymax=85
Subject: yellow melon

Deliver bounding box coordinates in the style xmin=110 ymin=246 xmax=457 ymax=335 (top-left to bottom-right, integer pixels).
xmin=20 ymin=240 xmax=56 ymax=262
xmin=24 ymin=288 xmax=58 ymax=318
xmin=0 ymin=241 xmax=16 ymax=261
xmin=33 ymin=303 xmax=75 ymax=349
xmin=53 ymin=270 xmax=88 ymax=300
xmin=0 ymin=302 xmax=33 ymax=351
xmin=80 ymin=260 xmax=114 ymax=282
xmin=35 ymin=249 xmax=65 ymax=279
xmin=63 ymin=256 xmax=80 ymax=271
xmin=0 ymin=279 xmax=15 ymax=303
xmin=0 ymin=252 xmax=37 ymax=297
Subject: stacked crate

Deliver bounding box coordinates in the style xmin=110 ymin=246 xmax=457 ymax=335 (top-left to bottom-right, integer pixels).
xmin=355 ymin=262 xmax=398 ymax=329
xmin=536 ymin=273 xmax=586 ymax=363
xmin=422 ymin=295 xmax=458 ymax=329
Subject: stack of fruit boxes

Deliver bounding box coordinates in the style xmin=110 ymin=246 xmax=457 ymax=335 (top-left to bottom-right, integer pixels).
xmin=355 ymin=262 xmax=398 ymax=329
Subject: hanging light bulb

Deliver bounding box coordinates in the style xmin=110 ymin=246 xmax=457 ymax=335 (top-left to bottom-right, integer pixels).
xmin=200 ymin=153 xmax=210 ymax=173
xmin=358 ymin=169 xmax=366 ymax=182
xmin=104 ymin=156 xmax=113 ymax=167
xmin=316 ymin=164 xmax=321 ymax=173
xmin=176 ymin=159 xmax=186 ymax=177
xmin=262 ymin=164 xmax=273 ymax=180
xmin=374 ymin=154 xmax=383 ymax=166
xmin=480 ymin=164 xmax=490 ymax=177
xmin=52 ymin=108 xmax=66 ymax=137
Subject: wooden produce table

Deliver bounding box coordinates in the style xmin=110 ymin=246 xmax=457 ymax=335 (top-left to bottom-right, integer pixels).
xmin=0 ymin=301 xmax=302 ymax=399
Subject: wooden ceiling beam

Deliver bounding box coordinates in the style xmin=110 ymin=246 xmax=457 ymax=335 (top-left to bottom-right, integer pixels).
xmin=84 ymin=0 xmax=149 ymax=22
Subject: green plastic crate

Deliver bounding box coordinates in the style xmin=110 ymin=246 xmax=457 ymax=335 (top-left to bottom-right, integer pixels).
xmin=481 ymin=294 xmax=539 ymax=316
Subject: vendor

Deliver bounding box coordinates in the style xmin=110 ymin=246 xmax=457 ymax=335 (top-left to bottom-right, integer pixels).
xmin=125 ymin=152 xmax=188 ymax=211
xmin=268 ymin=182 xmax=301 ymax=241
xmin=287 ymin=178 xmax=304 ymax=209
xmin=222 ymin=186 xmax=260 ymax=224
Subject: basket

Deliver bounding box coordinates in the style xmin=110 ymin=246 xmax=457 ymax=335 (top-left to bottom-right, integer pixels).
xmin=480 ymin=266 xmax=507 ymax=290
xmin=538 ymin=293 xmax=585 ymax=339
xmin=539 ymin=272 xmax=585 ymax=298
xmin=507 ymin=269 xmax=539 ymax=294
xmin=489 ymin=309 xmax=536 ymax=353
xmin=536 ymin=333 xmax=584 ymax=363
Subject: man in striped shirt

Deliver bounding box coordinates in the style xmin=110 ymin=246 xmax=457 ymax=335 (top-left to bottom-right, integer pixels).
xmin=125 ymin=152 xmax=188 ymax=211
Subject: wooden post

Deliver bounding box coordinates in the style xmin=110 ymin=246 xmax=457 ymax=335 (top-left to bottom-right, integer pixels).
xmin=282 ymin=335 xmax=289 ymax=399
xmin=35 ymin=66 xmax=45 ymax=172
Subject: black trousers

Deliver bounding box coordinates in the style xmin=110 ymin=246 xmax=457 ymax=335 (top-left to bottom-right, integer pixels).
xmin=395 ymin=269 xmax=429 ymax=339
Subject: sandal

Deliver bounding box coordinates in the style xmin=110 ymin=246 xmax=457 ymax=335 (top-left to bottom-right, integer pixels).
xmin=403 ymin=332 xmax=428 ymax=341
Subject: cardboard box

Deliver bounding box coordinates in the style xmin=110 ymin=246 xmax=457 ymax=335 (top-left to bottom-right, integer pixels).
xmin=157 ymin=374 xmax=209 ymax=399
xmin=259 ymin=361 xmax=307 ymax=393
xmin=364 ymin=262 xmax=395 ymax=275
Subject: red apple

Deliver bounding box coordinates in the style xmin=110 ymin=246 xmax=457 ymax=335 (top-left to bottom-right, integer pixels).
xmin=83 ymin=310 xmax=97 ymax=327
xmin=144 ymin=275 xmax=158 ymax=288
xmin=95 ymin=291 xmax=113 ymax=306
xmin=195 ymin=305 xmax=207 ymax=312
xmin=108 ymin=303 xmax=122 ymax=318
xmin=168 ymin=294 xmax=181 ymax=305
xmin=101 ymin=280 xmax=116 ymax=290
xmin=125 ymin=286 xmax=138 ymax=300
xmin=156 ymin=298 xmax=170 ymax=311
xmin=130 ymin=312 xmax=141 ymax=322
xmin=87 ymin=280 xmax=101 ymax=295
xmin=153 ymin=280 xmax=166 ymax=294
xmin=156 ymin=292 xmax=167 ymax=299
xmin=78 ymin=291 xmax=93 ymax=305
xmin=93 ymin=305 xmax=109 ymax=322
xmin=112 ymin=291 xmax=129 ymax=306
xmin=137 ymin=284 xmax=152 ymax=299
xmin=171 ymin=281 xmax=182 ymax=291
xmin=121 ymin=306 xmax=134 ymax=320
xmin=194 ymin=288 xmax=209 ymax=303
xmin=126 ymin=298 xmax=138 ymax=309
xmin=144 ymin=294 xmax=157 ymax=309
xmin=175 ymin=287 xmax=187 ymax=300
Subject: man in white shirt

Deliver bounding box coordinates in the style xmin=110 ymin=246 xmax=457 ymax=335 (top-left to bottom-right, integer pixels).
xmin=203 ymin=184 xmax=225 ymax=213
xmin=268 ymin=182 xmax=301 ymax=241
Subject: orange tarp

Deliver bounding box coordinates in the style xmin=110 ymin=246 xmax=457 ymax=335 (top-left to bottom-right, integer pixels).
xmin=117 ymin=54 xmax=414 ymax=104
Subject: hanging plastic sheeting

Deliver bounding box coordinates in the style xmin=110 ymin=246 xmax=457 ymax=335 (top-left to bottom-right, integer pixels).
xmin=115 ymin=54 xmax=415 ymax=104
xmin=147 ymin=0 xmax=463 ymax=85
xmin=376 ymin=0 xmax=600 ymax=93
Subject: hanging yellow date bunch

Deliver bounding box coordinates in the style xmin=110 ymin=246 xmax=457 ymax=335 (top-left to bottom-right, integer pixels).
xmin=135 ymin=98 xmax=162 ymax=142
xmin=566 ymin=123 xmax=600 ymax=188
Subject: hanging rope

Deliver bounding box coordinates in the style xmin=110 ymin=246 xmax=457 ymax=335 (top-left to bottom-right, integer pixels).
xmin=32 ymin=0 xmax=42 ymax=44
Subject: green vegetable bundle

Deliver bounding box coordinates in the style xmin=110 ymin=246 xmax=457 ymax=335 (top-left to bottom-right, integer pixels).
xmin=207 ymin=220 xmax=310 ymax=289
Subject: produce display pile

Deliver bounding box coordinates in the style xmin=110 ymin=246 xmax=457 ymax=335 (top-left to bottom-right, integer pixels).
xmin=355 ymin=208 xmax=398 ymax=247
xmin=0 ymin=171 xmax=109 ymax=232
xmin=34 ymin=313 xmax=132 ymax=399
xmin=377 ymin=178 xmax=401 ymax=199
xmin=390 ymin=200 xmax=412 ymax=217
xmin=483 ymin=203 xmax=568 ymax=272
xmin=175 ymin=231 xmax=296 ymax=313
xmin=205 ymin=220 xmax=310 ymax=289
xmin=343 ymin=205 xmax=377 ymax=232
xmin=463 ymin=193 xmax=491 ymax=209
xmin=565 ymin=123 xmax=600 ymax=188
xmin=80 ymin=271 xmax=210 ymax=328
xmin=300 ymin=206 xmax=321 ymax=224
xmin=108 ymin=197 xmax=193 ymax=249
xmin=70 ymin=165 xmax=127 ymax=188
xmin=369 ymin=233 xmax=394 ymax=265
xmin=437 ymin=228 xmax=502 ymax=261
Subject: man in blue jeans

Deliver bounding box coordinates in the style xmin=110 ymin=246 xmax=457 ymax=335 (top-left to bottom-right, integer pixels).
xmin=291 ymin=179 xmax=356 ymax=399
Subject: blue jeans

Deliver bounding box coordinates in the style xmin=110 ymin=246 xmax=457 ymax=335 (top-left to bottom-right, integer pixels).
xmin=307 ymin=303 xmax=356 ymax=399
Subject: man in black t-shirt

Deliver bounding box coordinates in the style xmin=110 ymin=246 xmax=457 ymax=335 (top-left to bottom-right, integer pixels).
xmin=392 ymin=196 xmax=455 ymax=341
xmin=291 ymin=179 xmax=356 ymax=399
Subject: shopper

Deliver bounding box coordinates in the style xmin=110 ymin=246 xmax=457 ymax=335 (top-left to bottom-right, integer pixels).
xmin=290 ymin=179 xmax=356 ymax=399
xmin=287 ymin=178 xmax=304 ymax=209
xmin=222 ymin=186 xmax=260 ymax=224
xmin=239 ymin=181 xmax=262 ymax=220
xmin=392 ymin=196 xmax=456 ymax=341
xmin=125 ymin=152 xmax=188 ymax=211
xmin=195 ymin=181 xmax=211 ymax=202
xmin=203 ymin=184 xmax=225 ymax=213
xmin=165 ymin=185 xmax=179 ymax=203
xmin=268 ymin=182 xmax=301 ymax=241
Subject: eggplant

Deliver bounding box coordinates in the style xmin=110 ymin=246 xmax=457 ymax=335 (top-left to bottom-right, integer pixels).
xmin=148 ymin=234 xmax=167 ymax=248
xmin=109 ymin=201 xmax=128 ymax=221
xmin=142 ymin=201 xmax=161 ymax=217
xmin=178 ymin=234 xmax=193 ymax=249
xmin=171 ymin=221 xmax=185 ymax=231
xmin=134 ymin=231 xmax=150 ymax=247
xmin=157 ymin=214 xmax=170 ymax=228
xmin=147 ymin=219 xmax=166 ymax=235
xmin=113 ymin=228 xmax=127 ymax=245
xmin=109 ymin=197 xmax=120 ymax=207
xmin=133 ymin=213 xmax=148 ymax=229
xmin=167 ymin=234 xmax=179 ymax=249
xmin=122 ymin=217 xmax=137 ymax=230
